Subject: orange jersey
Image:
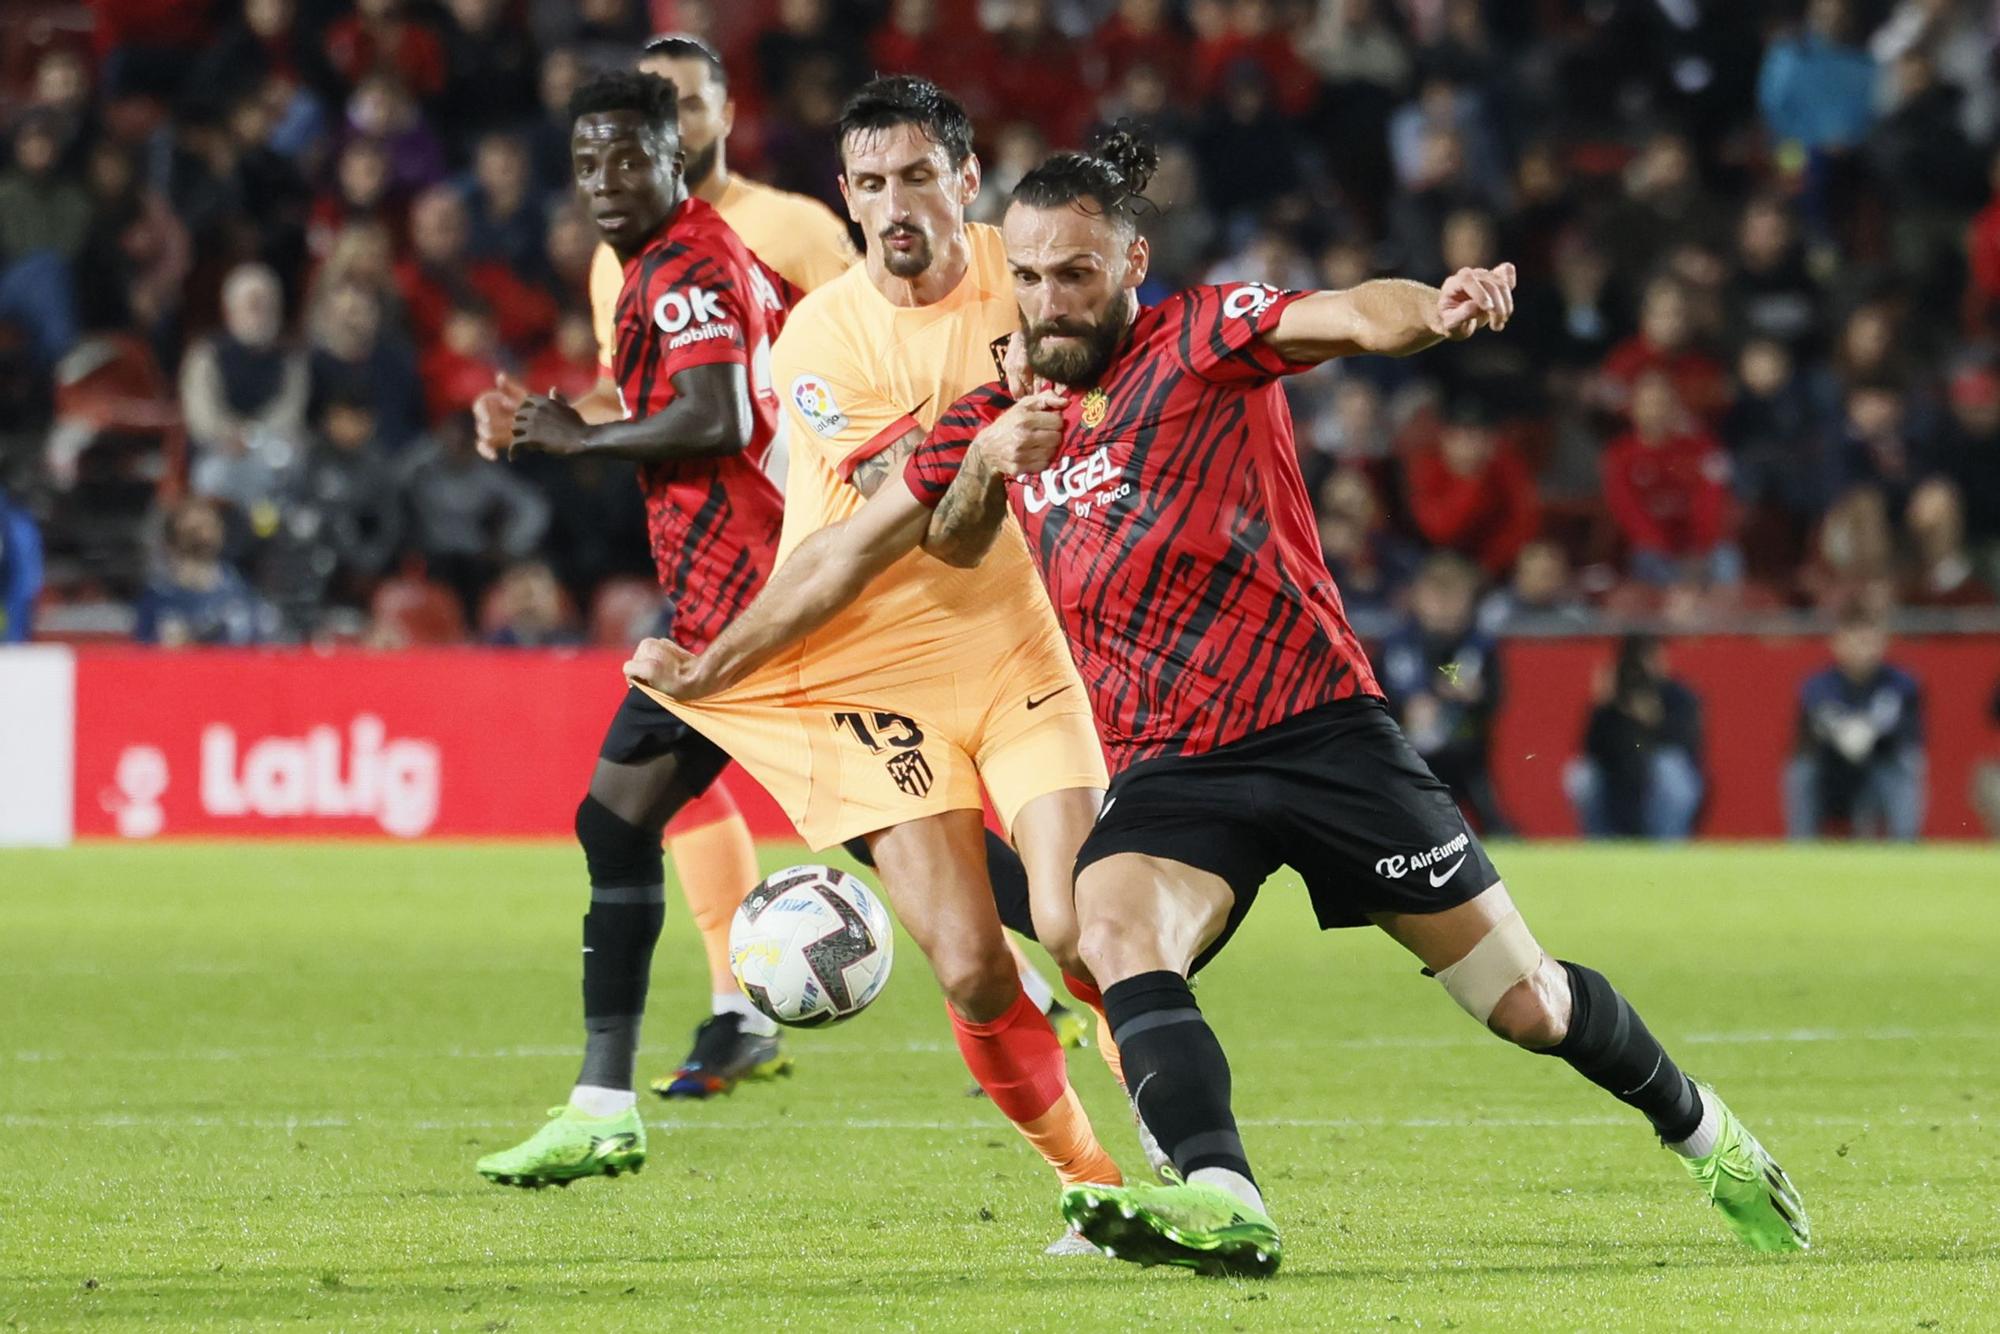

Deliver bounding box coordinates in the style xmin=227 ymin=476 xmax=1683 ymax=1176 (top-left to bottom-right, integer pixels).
xmin=593 ymin=175 xmax=854 ymax=368
xmin=767 ymin=223 xmax=1060 ymax=687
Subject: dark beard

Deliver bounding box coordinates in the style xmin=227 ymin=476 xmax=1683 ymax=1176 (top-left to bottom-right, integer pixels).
xmin=880 ymin=225 xmax=931 ymax=278
xmin=1024 ymin=295 xmax=1133 ymax=386
xmin=683 ymin=140 xmax=719 ymax=189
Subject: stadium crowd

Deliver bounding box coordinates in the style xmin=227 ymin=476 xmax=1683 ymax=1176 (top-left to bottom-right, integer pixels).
xmin=1 ymin=0 xmax=1998 ymax=655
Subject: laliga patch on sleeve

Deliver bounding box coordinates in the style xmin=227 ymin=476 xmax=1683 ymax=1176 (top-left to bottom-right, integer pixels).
xmin=791 ymin=374 xmax=849 ymax=437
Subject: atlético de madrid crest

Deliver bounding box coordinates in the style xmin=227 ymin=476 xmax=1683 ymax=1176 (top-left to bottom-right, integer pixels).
xmin=1080 ymin=387 xmax=1109 ymax=429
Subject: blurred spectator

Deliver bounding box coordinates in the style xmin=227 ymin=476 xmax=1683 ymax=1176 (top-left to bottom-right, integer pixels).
xmin=1567 ymin=634 xmax=1706 ymax=840
xmin=395 ymin=186 xmax=556 ymax=353
xmin=523 ymin=311 xmax=604 ymax=406
xmin=309 ymin=139 xmax=402 ymax=263
xmin=180 ymin=262 xmax=310 ymax=481
xmin=398 ymin=417 xmax=549 ymax=614
xmin=1098 ymin=0 xmax=1190 ymax=90
xmin=439 ymin=0 xmax=542 ymax=145
xmin=0 ymin=112 xmax=92 ymax=264
xmin=421 ymin=304 xmax=506 ymax=426
xmin=134 ymin=498 xmax=280 ymax=646
xmin=1298 ymin=0 xmax=1411 ymax=93
xmin=1602 ymin=372 xmax=1739 ymax=588
xmin=73 ymin=140 xmax=192 ymax=349
xmin=757 ymin=0 xmax=864 ymax=104
xmin=485 ymin=559 xmax=582 ymax=647
xmin=1187 ymin=0 xmax=1318 ymax=118
xmin=1728 ymin=196 xmax=1823 ymax=355
xmin=1786 ymin=606 xmax=1926 ymax=840
xmin=1830 ymin=380 xmax=1925 ymax=515
xmin=1757 ymin=0 xmax=1876 ymax=154
xmin=461 ymin=134 xmax=543 ymax=273
xmin=265 ymin=392 xmax=405 ymax=629
xmin=0 ymin=489 xmax=40 ymax=642
xmin=969 ymin=0 xmax=1094 ymax=148
xmin=1602 ymin=132 xmax=1726 ymax=284
xmin=307 ymin=280 xmax=424 ymax=451
xmin=1597 ymin=275 xmax=1728 ymax=424
xmin=968 ymin=124 xmax=1051 ymax=227
xmin=1802 ymin=485 xmax=1898 ymax=614
xmin=1869 ymin=0 xmax=1998 ymax=143
xmin=1513 ymin=234 xmax=1620 ymax=377
xmin=327 ymin=0 xmax=448 ymax=102
xmin=1967 ymin=150 xmax=2000 ymax=337
xmin=525 ymin=48 xmax=587 ymax=194
xmin=1379 ymin=553 xmax=1513 ymax=834
xmin=1316 ymin=466 xmax=1415 ymax=625
xmin=1404 ymin=399 xmax=1540 ymax=579
xmin=1902 ymin=479 xmax=1992 ymax=608
xmin=1479 ymin=541 xmax=1592 ymax=634
xmin=343 ymin=75 xmax=447 ymax=197
xmin=1194 ymin=64 xmax=1309 ymax=230
xmin=1932 ymin=362 xmax=2000 ymax=577
xmin=1723 ymin=336 xmax=1827 ymax=531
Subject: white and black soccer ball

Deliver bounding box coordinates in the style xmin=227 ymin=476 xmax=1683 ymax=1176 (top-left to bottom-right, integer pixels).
xmin=728 ymin=865 xmax=894 ymax=1027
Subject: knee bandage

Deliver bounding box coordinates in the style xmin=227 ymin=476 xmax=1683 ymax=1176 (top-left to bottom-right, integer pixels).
xmin=1432 ymin=910 xmax=1541 ymax=1024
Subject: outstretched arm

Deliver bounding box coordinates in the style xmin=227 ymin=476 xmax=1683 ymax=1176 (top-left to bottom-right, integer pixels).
xmin=1262 ymin=265 xmax=1515 ymax=364
xmin=625 ymin=479 xmax=931 ymax=700
xmin=512 ymin=362 xmax=752 ymax=463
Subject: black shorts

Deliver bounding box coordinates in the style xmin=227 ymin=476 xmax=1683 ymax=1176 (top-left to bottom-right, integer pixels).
xmin=596 ymin=686 xmax=731 ymax=795
xmin=1074 ymin=695 xmax=1498 ymax=971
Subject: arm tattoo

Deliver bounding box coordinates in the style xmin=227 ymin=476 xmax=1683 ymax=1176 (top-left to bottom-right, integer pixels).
xmin=924 ymin=439 xmax=1008 ymax=567
xmin=848 ymin=426 xmax=925 ymax=498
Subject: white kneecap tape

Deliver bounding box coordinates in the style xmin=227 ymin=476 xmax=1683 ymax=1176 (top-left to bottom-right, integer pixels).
xmin=1432 ymin=909 xmax=1542 ymax=1025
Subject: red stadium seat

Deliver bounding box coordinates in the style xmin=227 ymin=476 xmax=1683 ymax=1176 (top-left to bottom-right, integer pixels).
xmin=368 ymin=576 xmax=467 ymax=647
xmin=589 ymin=577 xmax=661 ymax=648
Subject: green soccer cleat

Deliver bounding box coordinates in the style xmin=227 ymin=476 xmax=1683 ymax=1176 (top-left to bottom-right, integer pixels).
xmin=1681 ymin=1089 xmax=1810 ymax=1252
xmin=1046 ymin=1000 xmax=1091 ymax=1050
xmin=1061 ymin=1181 xmax=1281 ymax=1278
xmin=476 ymin=1105 xmax=646 ymax=1189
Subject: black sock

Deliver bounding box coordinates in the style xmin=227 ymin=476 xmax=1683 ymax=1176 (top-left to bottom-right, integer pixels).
xmin=980 ymin=830 xmax=1036 ymax=940
xmin=846 ymin=831 xmax=1035 ymax=939
xmin=576 ymin=884 xmax=665 ymax=1091
xmin=1103 ymin=970 xmax=1253 ymax=1184
xmin=1544 ymin=960 xmax=1703 ymax=1142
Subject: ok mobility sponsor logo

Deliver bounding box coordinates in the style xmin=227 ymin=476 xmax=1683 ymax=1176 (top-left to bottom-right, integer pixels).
xmin=1375 ymin=832 xmax=1471 ymax=886
xmin=1019 ymin=445 xmax=1130 ymax=518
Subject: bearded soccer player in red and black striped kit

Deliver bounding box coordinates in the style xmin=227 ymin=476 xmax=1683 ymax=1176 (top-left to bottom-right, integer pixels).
xmin=629 ymin=129 xmax=1811 ymax=1270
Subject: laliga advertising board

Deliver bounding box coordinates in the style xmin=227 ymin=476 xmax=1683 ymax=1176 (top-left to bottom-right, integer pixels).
xmin=56 ymin=648 xmax=791 ymax=841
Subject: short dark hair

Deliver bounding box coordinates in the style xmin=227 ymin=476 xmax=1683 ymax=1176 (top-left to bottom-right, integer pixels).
xmin=1012 ymin=125 xmax=1160 ymax=235
xmin=641 ymin=33 xmax=727 ymax=91
xmin=837 ymin=75 xmax=973 ymax=167
xmin=568 ymin=70 xmax=679 ymax=140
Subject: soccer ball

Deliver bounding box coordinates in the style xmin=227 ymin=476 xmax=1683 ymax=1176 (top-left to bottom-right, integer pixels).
xmin=728 ymin=865 xmax=894 ymax=1027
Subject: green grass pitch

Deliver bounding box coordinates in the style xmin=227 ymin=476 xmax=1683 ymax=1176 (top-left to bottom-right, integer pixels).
xmin=3 ymin=842 xmax=1996 ymax=1331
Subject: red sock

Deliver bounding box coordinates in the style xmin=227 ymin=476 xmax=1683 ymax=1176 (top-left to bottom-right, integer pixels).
xmin=950 ymin=989 xmax=1121 ymax=1186
xmin=1064 ymin=973 xmax=1125 ymax=1088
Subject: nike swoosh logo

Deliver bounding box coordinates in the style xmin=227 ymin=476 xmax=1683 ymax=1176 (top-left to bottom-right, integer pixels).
xmin=1096 ymin=796 xmax=1116 ymax=823
xmin=1026 ymin=686 xmax=1072 ymax=710
xmin=1428 ymin=853 xmax=1469 ymax=888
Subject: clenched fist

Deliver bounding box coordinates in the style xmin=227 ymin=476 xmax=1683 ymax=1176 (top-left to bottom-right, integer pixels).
xmin=974 ymin=390 xmax=1069 ymax=478
xmin=624 ymin=636 xmax=712 ymax=701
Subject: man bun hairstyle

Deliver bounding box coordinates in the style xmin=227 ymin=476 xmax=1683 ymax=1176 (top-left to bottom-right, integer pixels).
xmin=837 ymin=75 xmax=974 ymax=167
xmin=642 ymin=33 xmax=727 ymax=91
xmin=1012 ymin=124 xmax=1160 ymax=233
xmin=569 ymin=69 xmax=680 ymax=139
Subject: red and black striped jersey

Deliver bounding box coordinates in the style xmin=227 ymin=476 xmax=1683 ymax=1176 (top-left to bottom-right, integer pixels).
xmin=610 ymin=197 xmax=798 ymax=653
xmin=906 ymin=283 xmax=1382 ymax=773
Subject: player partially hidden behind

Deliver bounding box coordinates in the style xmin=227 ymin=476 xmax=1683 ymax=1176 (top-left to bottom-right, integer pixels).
xmin=473 ymin=39 xmax=1080 ymax=1112
xmin=629 ymin=130 xmax=1810 ymax=1273
xmin=472 ymin=69 xmax=803 ymax=1186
